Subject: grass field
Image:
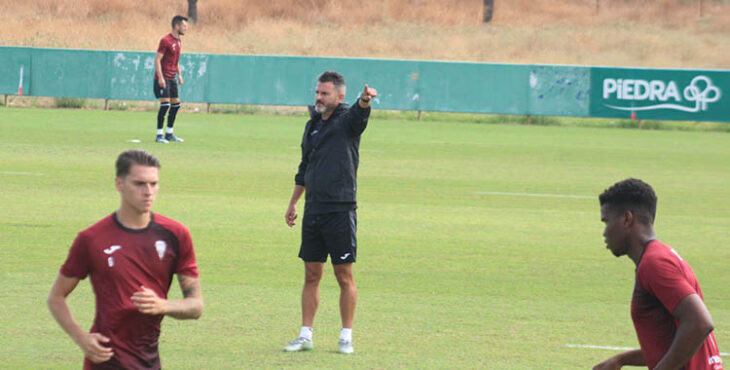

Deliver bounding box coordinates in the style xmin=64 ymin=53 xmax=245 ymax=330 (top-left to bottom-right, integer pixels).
xmin=1 ymin=107 xmax=729 ymax=368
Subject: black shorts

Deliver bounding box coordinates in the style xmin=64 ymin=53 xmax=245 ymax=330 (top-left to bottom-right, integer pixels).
xmin=299 ymin=210 xmax=357 ymax=264
xmin=153 ymin=79 xmax=178 ymax=99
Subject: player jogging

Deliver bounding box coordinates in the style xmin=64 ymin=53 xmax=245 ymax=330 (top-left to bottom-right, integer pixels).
xmin=594 ymin=178 xmax=722 ymax=370
xmin=47 ymin=149 xmax=203 ymax=369
xmin=154 ymin=15 xmax=188 ymax=143
xmin=284 ymin=71 xmax=377 ymax=354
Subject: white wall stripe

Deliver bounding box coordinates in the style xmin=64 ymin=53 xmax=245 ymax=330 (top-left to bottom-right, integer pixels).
xmin=566 ymin=343 xmax=729 ymax=356
xmin=475 ymin=191 xmax=594 ymax=199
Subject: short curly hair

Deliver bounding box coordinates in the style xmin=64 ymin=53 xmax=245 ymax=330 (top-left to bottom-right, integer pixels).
xmin=599 ymin=178 xmax=657 ymax=224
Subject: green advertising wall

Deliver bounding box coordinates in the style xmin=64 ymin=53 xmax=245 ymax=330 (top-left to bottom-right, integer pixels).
xmin=589 ymin=67 xmax=729 ymax=122
xmin=1 ymin=46 xmax=727 ymax=122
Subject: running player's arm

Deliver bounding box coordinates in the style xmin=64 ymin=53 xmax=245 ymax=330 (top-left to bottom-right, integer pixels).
xmin=653 ymin=293 xmax=714 ymax=370
xmin=48 ymin=273 xmax=114 ymax=363
xmin=131 ymin=274 xmax=203 ymax=319
xmin=593 ymin=349 xmax=645 ymax=369
xmin=167 ymin=274 xmax=201 ymax=319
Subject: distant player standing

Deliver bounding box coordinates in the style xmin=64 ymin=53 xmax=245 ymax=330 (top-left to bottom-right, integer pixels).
xmin=47 ymin=149 xmax=203 ymax=369
xmin=594 ymin=178 xmax=723 ymax=370
xmin=154 ymin=15 xmax=188 ymax=143
xmin=284 ymin=71 xmax=377 ymax=354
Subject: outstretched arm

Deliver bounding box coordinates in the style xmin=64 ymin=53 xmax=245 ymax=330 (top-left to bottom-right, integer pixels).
xmin=347 ymin=85 xmax=377 ymax=135
xmin=48 ymin=274 xmax=114 ymax=364
xmin=358 ymin=84 xmax=377 ymax=108
xmin=653 ymin=294 xmax=714 ymax=370
xmin=131 ymin=274 xmax=203 ymax=320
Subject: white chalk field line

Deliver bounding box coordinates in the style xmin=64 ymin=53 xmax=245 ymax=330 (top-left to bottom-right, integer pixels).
xmin=475 ymin=191 xmax=594 ymax=199
xmin=0 ymin=171 xmax=44 ymax=176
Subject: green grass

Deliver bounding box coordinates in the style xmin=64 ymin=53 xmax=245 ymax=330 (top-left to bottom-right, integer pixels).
xmin=1 ymin=107 xmax=729 ymax=368
xmin=53 ymin=97 xmax=87 ymax=109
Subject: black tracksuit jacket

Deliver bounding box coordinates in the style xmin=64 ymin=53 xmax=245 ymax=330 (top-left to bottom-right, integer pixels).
xmin=294 ymin=100 xmax=371 ymax=212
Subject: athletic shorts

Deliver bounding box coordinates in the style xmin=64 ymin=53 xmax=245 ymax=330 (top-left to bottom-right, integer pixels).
xmin=299 ymin=210 xmax=357 ymax=264
xmin=153 ymin=79 xmax=178 ymax=99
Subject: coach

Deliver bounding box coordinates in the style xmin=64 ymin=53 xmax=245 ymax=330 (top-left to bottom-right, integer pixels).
xmin=283 ymin=71 xmax=377 ymax=354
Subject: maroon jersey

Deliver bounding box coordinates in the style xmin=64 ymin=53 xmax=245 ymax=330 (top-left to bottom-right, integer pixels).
xmin=155 ymin=34 xmax=181 ymax=80
xmin=632 ymin=240 xmax=723 ymax=370
xmin=60 ymin=213 xmax=199 ymax=370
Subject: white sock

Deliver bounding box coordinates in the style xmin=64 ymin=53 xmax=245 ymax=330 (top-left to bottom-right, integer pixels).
xmin=299 ymin=326 xmax=313 ymax=341
xmin=157 ymin=129 xmax=163 ymax=136
xmin=166 ymin=127 xmax=174 ymax=134
xmin=340 ymin=328 xmax=352 ymax=342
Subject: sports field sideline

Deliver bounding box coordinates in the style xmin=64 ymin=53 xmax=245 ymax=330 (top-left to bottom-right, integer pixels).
xmin=1 ymin=107 xmax=728 ymax=368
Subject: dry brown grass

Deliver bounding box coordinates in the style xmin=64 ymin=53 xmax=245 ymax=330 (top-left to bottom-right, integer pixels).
xmin=0 ymin=0 xmax=728 ymax=68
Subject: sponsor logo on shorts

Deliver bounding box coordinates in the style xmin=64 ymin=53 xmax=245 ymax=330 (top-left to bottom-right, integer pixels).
xmin=340 ymin=253 xmax=351 ymax=260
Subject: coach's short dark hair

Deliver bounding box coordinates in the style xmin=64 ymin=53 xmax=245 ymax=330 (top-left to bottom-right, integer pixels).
xmin=116 ymin=150 xmax=160 ymax=178
xmin=599 ymin=178 xmax=657 ymax=224
xmin=318 ymin=71 xmax=346 ymax=92
xmin=172 ymin=15 xmax=188 ymax=28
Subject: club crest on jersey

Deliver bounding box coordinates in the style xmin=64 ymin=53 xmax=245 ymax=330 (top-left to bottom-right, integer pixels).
xmin=155 ymin=240 xmax=167 ymax=260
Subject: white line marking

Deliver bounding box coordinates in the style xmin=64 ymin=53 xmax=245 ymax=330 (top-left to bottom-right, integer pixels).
xmin=566 ymin=344 xmax=636 ymax=351
xmin=566 ymin=344 xmax=729 ymax=356
xmin=475 ymin=191 xmax=594 ymax=199
xmin=0 ymin=171 xmax=44 ymax=176
xmin=287 ymin=146 xmax=383 ymax=153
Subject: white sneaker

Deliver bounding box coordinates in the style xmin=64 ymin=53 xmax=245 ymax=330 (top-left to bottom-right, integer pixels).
xmin=338 ymin=339 xmax=354 ymax=354
xmin=165 ymin=133 xmax=184 ymax=142
xmin=283 ymin=337 xmax=313 ymax=352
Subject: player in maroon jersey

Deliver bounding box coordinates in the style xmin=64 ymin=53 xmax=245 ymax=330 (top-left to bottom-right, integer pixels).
xmin=594 ymin=178 xmax=722 ymax=370
xmin=154 ymin=15 xmax=188 ymax=144
xmin=47 ymin=150 xmax=203 ymax=369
